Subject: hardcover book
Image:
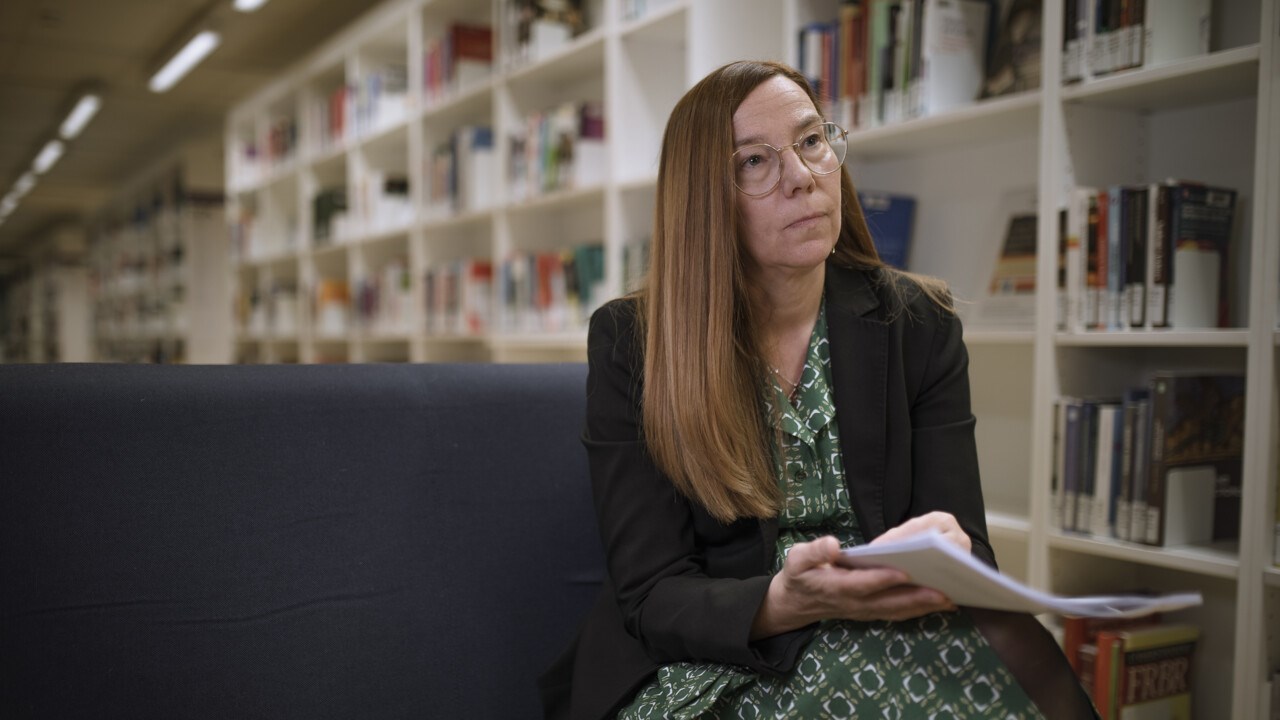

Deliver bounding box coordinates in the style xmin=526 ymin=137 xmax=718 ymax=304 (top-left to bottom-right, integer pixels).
xmin=1144 ymin=373 xmax=1246 ymax=546
xmin=857 ymin=190 xmax=915 ymax=270
xmin=1094 ymin=623 xmax=1198 ymax=719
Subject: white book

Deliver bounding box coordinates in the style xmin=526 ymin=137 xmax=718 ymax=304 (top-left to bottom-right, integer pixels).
xmin=1168 ymin=245 xmax=1220 ymax=329
xmin=1068 ymin=187 xmax=1095 ymax=331
xmin=836 ymin=529 xmax=1202 ymax=617
xmin=1162 ymin=465 xmax=1217 ymax=546
xmin=918 ymin=0 xmax=989 ymax=117
xmin=1091 ymin=404 xmax=1121 ymax=538
xmin=1144 ymin=0 xmax=1211 ymax=68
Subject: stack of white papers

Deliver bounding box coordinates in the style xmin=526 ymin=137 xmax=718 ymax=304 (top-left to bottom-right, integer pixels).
xmin=836 ymin=530 xmax=1202 ymax=618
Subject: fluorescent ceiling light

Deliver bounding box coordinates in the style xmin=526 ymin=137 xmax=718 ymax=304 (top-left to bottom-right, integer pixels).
xmin=233 ymin=0 xmax=269 ymax=11
xmin=149 ymin=30 xmax=221 ymax=93
xmin=60 ymin=93 xmax=101 ymax=139
xmin=13 ymin=172 xmax=37 ymax=198
xmin=0 ymin=197 xmax=16 ymax=218
xmin=33 ymin=139 xmax=65 ymax=174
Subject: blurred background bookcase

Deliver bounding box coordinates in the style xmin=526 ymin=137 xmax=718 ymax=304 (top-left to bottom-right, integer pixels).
xmin=224 ymin=0 xmax=1279 ymax=714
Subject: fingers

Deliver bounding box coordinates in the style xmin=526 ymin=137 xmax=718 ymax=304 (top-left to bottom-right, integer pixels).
xmin=872 ymin=511 xmax=972 ymax=553
xmin=847 ymin=585 xmax=959 ymax=622
xmin=783 ymin=535 xmax=841 ymax=574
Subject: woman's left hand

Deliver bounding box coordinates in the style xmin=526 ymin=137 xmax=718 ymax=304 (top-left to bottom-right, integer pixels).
xmin=870 ymin=511 xmax=971 ymax=554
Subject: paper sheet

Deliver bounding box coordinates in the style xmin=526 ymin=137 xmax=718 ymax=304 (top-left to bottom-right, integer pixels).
xmin=835 ymin=530 xmax=1202 ymax=618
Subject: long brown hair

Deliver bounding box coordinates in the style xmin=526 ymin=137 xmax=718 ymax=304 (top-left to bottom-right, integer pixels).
xmin=637 ymin=60 xmax=947 ymax=523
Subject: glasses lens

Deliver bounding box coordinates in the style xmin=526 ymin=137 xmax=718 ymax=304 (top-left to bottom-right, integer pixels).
xmin=799 ymin=123 xmax=846 ymax=175
xmin=733 ymin=145 xmax=780 ymax=196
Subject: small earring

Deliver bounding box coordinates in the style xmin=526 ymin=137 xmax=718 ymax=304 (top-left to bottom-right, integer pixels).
xmin=830 ymin=244 xmax=836 ymax=256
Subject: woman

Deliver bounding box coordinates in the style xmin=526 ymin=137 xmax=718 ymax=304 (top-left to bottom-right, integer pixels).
xmin=541 ymin=60 xmax=1093 ymax=720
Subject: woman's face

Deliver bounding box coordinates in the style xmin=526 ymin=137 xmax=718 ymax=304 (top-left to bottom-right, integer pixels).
xmin=732 ymin=76 xmax=842 ymax=277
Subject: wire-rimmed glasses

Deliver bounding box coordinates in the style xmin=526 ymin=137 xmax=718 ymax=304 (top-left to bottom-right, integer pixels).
xmin=731 ymin=122 xmax=849 ymax=196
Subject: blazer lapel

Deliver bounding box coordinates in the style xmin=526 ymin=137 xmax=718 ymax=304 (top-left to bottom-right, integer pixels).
xmin=824 ymin=263 xmax=890 ymax=542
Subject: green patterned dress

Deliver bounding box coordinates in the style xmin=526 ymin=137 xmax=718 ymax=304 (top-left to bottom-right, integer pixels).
xmin=618 ymin=303 xmax=1044 ymax=720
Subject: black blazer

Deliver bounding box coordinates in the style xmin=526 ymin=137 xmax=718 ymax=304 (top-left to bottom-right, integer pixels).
xmin=541 ymin=263 xmax=1091 ymax=720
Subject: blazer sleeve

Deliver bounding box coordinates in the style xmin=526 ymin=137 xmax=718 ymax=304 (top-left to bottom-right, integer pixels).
xmin=904 ymin=303 xmax=996 ymax=568
xmin=582 ymin=301 xmax=812 ymax=672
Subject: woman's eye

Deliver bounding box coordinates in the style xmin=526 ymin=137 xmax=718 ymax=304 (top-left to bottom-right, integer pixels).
xmin=801 ymin=133 xmax=821 ymax=148
xmin=742 ymin=154 xmax=763 ymax=168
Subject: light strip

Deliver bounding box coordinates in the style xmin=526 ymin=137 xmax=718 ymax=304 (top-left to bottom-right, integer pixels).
xmin=233 ymin=0 xmax=269 ymax=11
xmin=60 ymin=93 xmax=101 ymax=139
xmin=13 ymin=172 xmax=37 ymax=198
xmin=0 ymin=196 xmax=17 ymax=218
xmin=33 ymin=139 xmax=65 ymax=174
xmin=149 ymin=30 xmax=221 ymax=93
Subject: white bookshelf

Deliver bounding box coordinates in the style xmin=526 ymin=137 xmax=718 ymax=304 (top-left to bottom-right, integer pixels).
xmin=224 ymin=0 xmax=1280 ymax=714
xmin=90 ymin=198 xmax=231 ymax=364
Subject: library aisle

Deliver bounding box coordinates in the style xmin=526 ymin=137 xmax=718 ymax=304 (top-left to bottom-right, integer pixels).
xmin=2 ymin=0 xmax=1279 ymax=716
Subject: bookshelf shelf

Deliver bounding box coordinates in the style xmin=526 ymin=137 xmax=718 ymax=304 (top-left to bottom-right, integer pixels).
xmin=1054 ymin=329 xmax=1252 ymax=347
xmin=418 ymin=208 xmax=493 ymax=232
xmin=506 ymin=184 xmax=606 ymax=216
xmin=963 ymin=329 xmax=1035 ymax=346
xmin=423 ymin=333 xmax=487 ymax=344
xmin=352 ymin=223 xmax=414 ymax=247
xmin=504 ymin=28 xmax=607 ymax=87
xmin=420 ymin=79 xmax=495 ymax=127
xmin=1047 ymin=531 xmax=1239 ymax=581
xmin=620 ymin=0 xmax=688 ymax=42
xmin=616 ymin=174 xmax=659 ymax=194
xmin=488 ymin=331 xmax=588 ymax=350
xmin=308 ymin=143 xmax=350 ymax=172
xmin=1061 ymin=45 xmax=1261 ymax=112
xmin=1264 ymin=567 xmax=1280 ymax=589
xmin=846 ymin=90 xmax=1040 ymax=160
xmin=986 ymin=510 xmax=1031 ymax=539
xmin=312 ymin=242 xmax=350 ymax=260
xmin=357 ymin=117 xmax=411 ymax=152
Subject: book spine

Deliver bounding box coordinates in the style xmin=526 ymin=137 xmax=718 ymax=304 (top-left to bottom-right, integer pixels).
xmin=1053 ymin=399 xmax=1067 ymax=530
xmin=1079 ymin=401 xmax=1099 ymax=533
xmin=1125 ymin=186 xmax=1148 ymax=327
xmin=1107 ymin=186 xmax=1124 ymax=329
xmin=1145 ymin=374 xmax=1173 ymax=545
xmin=1063 ymin=398 xmax=1084 ymax=531
xmin=1091 ymin=403 xmax=1120 ymax=537
xmin=1086 ymin=192 xmax=1102 ymax=328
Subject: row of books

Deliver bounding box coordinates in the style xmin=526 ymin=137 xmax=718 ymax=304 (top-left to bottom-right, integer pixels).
xmin=1052 ymin=373 xmax=1245 ymax=548
xmin=424 ymin=259 xmax=493 ymax=336
xmin=1062 ymin=0 xmax=1211 ymax=83
xmin=240 ymin=282 xmax=300 ymax=338
xmin=1057 ymin=181 xmax=1238 ymax=333
xmin=498 ymin=245 xmax=605 ymax=334
xmin=500 ymin=0 xmax=589 ymax=68
xmin=425 ymin=125 xmax=496 ymax=218
xmin=424 ymin=24 xmax=493 ymax=105
xmin=424 ymin=245 xmax=606 ymax=336
xmin=1063 ymin=615 xmax=1198 ymax=719
xmin=305 ymin=64 xmax=410 ymax=154
xmin=508 ymin=101 xmax=605 ymax=202
xmin=352 ymin=172 xmax=413 ymax=233
xmin=353 ymin=259 xmax=414 ymax=336
xmin=797 ymin=0 xmax=1038 ymax=131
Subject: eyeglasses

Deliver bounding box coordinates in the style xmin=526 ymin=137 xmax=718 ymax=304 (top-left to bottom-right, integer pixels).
xmin=731 ymin=122 xmax=849 ymax=196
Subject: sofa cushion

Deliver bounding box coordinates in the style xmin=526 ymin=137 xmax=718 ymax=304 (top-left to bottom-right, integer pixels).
xmin=0 ymin=362 xmax=601 ymax=720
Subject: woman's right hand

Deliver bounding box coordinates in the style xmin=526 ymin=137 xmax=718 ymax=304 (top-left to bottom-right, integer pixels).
xmin=749 ymin=535 xmax=957 ymax=639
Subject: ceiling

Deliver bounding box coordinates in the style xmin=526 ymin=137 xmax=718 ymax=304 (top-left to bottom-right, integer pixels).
xmin=0 ymin=0 xmax=375 ymax=265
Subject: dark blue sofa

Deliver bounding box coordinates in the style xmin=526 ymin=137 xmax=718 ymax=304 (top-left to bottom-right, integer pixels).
xmin=0 ymin=363 xmax=601 ymax=719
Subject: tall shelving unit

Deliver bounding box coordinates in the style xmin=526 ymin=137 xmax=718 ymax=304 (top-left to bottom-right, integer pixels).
xmin=225 ymin=0 xmax=780 ymax=364
xmin=90 ymin=187 xmax=230 ymax=364
xmin=226 ymin=0 xmax=1279 ymax=714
